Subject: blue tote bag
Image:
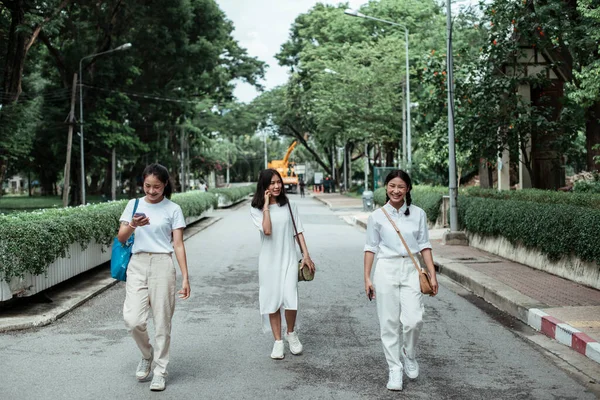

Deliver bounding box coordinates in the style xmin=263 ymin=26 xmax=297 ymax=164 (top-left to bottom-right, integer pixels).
xmin=110 ymin=198 xmax=139 ymax=281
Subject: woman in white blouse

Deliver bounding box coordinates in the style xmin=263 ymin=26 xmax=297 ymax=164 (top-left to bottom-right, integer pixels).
xmin=250 ymin=169 xmax=315 ymax=359
xmin=364 ymin=170 xmax=438 ymax=391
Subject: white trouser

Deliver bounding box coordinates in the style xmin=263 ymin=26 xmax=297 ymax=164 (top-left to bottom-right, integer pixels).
xmin=123 ymin=253 xmax=176 ymax=377
xmin=373 ymin=257 xmax=424 ymax=370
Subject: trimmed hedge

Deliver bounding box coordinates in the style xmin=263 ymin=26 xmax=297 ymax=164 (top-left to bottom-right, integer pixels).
xmin=464 ymin=187 xmax=600 ymax=209
xmin=374 ymin=186 xmax=447 ymax=224
xmin=457 ymin=196 xmax=600 ymax=264
xmin=209 ymin=185 xmax=256 ymax=203
xmin=0 ymin=190 xmax=219 ymax=281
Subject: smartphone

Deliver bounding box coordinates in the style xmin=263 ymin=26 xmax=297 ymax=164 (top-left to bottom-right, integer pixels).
xmin=133 ymin=212 xmax=146 ymax=218
xmin=368 ymin=288 xmax=374 ymax=301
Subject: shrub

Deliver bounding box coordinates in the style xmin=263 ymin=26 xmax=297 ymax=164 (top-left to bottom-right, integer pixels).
xmin=0 ymin=191 xmax=217 ymax=281
xmin=464 ymin=187 xmax=600 ymax=209
xmin=209 ymin=185 xmax=255 ymax=203
xmin=373 ymin=185 xmax=446 ymax=223
xmin=457 ymin=196 xmax=600 ymax=264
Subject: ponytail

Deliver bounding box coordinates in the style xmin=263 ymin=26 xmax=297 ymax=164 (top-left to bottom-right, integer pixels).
xmin=404 ymin=191 xmax=411 ymax=216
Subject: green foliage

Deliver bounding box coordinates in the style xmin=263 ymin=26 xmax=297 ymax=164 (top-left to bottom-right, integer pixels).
xmin=463 ymin=187 xmax=600 ymax=209
xmin=0 ymin=191 xmax=218 ymax=280
xmin=457 ymin=196 xmax=600 ymax=264
xmin=573 ymin=180 xmax=600 ymax=194
xmin=373 ymin=185 xmax=446 ymax=223
xmin=209 ymin=185 xmax=256 ymax=203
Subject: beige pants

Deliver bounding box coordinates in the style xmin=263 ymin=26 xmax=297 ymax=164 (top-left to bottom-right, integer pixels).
xmin=374 ymin=257 xmax=424 ymax=370
xmin=123 ymin=253 xmax=176 ymax=377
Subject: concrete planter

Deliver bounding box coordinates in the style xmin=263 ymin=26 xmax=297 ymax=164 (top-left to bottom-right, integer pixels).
xmin=5 ymin=239 xmax=112 ymax=298
xmin=0 ymin=208 xmax=214 ymax=302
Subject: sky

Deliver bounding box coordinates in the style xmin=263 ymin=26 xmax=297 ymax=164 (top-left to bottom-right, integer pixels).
xmin=216 ymin=0 xmax=479 ymax=104
xmin=216 ymin=0 xmax=366 ymax=103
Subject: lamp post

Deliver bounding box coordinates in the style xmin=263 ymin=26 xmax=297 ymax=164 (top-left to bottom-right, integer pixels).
xmin=79 ymin=42 xmax=132 ymax=205
xmin=442 ymin=0 xmax=467 ymax=245
xmin=344 ymin=9 xmax=412 ymax=171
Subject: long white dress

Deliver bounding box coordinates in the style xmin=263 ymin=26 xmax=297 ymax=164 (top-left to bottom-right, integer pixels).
xmin=250 ymin=201 xmax=304 ymax=332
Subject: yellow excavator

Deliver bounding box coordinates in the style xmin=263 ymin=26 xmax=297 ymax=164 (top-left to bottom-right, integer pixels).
xmin=268 ymin=140 xmax=299 ymax=193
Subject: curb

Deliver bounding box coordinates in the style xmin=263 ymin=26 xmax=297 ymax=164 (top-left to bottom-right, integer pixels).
xmin=312 ymin=196 xmax=333 ymax=208
xmin=528 ymin=308 xmax=600 ymax=364
xmin=434 ymin=257 xmax=600 ymax=366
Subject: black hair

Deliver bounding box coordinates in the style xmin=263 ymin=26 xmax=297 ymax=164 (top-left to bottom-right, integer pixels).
xmin=142 ymin=163 xmax=173 ymax=199
xmin=251 ymin=169 xmax=289 ymax=209
xmin=384 ymin=169 xmax=412 ymax=216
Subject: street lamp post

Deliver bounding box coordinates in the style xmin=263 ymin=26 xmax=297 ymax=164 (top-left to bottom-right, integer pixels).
xmin=344 ymin=9 xmax=412 ymax=171
xmin=442 ymin=0 xmax=468 ymax=245
xmin=79 ymin=42 xmax=132 ymax=205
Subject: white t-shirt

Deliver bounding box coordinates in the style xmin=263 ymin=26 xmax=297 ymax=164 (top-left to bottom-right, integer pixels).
xmin=199 ymin=183 xmax=207 ymax=192
xmin=119 ymin=197 xmax=186 ymax=254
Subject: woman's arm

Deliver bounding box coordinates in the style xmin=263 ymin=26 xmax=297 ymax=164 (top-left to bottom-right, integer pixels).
xmin=172 ymin=228 xmax=190 ymax=300
xmin=117 ymin=214 xmax=149 ymax=243
xmin=420 ymin=248 xmax=438 ymax=296
xmin=296 ymin=233 xmax=315 ymax=272
xmin=262 ymin=207 xmax=272 ymax=235
xmin=364 ymin=251 xmax=376 ymax=299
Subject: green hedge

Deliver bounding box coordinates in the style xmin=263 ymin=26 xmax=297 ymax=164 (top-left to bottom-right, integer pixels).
xmin=0 ymin=191 xmax=218 ymax=281
xmin=457 ymin=196 xmax=600 ymax=264
xmin=464 ymin=187 xmax=600 ymax=209
xmin=209 ymin=185 xmax=255 ymax=204
xmin=374 ymin=186 xmax=446 ymax=223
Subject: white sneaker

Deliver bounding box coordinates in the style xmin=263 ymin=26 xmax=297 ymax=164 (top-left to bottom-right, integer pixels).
xmin=387 ymin=367 xmax=403 ymax=391
xmin=135 ymin=355 xmax=153 ymax=381
xmin=285 ymin=331 xmax=303 ymax=355
xmin=402 ymin=347 xmax=419 ymax=379
xmin=150 ymin=374 xmax=166 ymax=391
xmin=271 ymin=340 xmax=285 ymax=359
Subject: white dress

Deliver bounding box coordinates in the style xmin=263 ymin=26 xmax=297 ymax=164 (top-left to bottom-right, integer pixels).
xmin=250 ymin=201 xmax=304 ymax=332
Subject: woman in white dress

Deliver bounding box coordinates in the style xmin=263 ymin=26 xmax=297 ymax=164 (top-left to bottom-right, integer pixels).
xmin=250 ymin=169 xmax=315 ymax=359
xmin=364 ymin=169 xmax=438 ymax=391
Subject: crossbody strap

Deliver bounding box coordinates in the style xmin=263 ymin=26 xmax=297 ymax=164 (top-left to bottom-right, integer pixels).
xmin=381 ymin=207 xmax=422 ymax=274
xmin=287 ymin=201 xmax=303 ymax=256
xmin=131 ymin=198 xmax=139 ymax=218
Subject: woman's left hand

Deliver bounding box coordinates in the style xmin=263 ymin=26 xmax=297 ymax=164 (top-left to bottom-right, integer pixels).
xmin=429 ymin=274 xmax=439 ymax=296
xmin=178 ymin=278 xmax=191 ymax=300
xmin=302 ymin=256 xmax=316 ymax=273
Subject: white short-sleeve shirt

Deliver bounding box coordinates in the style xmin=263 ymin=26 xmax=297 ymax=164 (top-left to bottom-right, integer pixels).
xmin=364 ymin=202 xmax=432 ymax=258
xmin=120 ymin=197 xmax=186 ymax=254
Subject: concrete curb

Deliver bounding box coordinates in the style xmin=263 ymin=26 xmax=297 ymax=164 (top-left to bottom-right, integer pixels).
xmin=528 ymin=308 xmax=600 ymax=364
xmin=312 ymin=196 xmax=333 ymax=208
xmin=0 ymin=216 xmax=220 ymax=332
xmin=434 ymin=257 xmax=600 ymax=367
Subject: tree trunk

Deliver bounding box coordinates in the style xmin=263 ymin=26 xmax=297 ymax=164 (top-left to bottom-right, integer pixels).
xmin=1 ymin=1 xmax=27 ymax=104
xmin=586 ymin=101 xmax=600 ymax=172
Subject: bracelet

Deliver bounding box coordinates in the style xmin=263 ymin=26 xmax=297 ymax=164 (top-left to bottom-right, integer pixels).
xmin=128 ymin=222 xmax=137 ymax=229
xmin=263 ymin=209 xmax=270 ymax=213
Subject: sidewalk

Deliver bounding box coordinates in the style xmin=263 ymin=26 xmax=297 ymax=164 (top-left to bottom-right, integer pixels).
xmin=313 ymin=192 xmax=600 ymax=366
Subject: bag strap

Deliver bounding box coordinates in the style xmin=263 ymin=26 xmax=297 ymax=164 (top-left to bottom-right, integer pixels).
xmin=381 ymin=207 xmax=422 ymax=274
xmin=131 ymin=198 xmax=139 ymax=218
xmin=287 ymin=201 xmax=303 ymax=256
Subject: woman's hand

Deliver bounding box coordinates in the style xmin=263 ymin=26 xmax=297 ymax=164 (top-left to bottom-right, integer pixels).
xmin=429 ymin=273 xmax=439 ymax=296
xmin=302 ymin=255 xmax=315 ymax=273
xmin=130 ymin=214 xmax=150 ymax=228
xmin=263 ymin=189 xmax=271 ymax=205
xmin=365 ymin=279 xmax=375 ymax=300
xmin=178 ymin=278 xmax=190 ymax=300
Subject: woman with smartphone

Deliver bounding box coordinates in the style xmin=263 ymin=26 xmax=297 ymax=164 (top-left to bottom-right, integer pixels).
xmin=117 ymin=163 xmax=190 ymax=392
xmin=250 ymin=169 xmax=315 ymax=359
xmin=363 ymin=170 xmax=438 ymax=391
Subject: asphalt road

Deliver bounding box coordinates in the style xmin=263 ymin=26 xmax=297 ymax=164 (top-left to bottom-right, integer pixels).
xmin=0 ymin=196 xmax=596 ymax=399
